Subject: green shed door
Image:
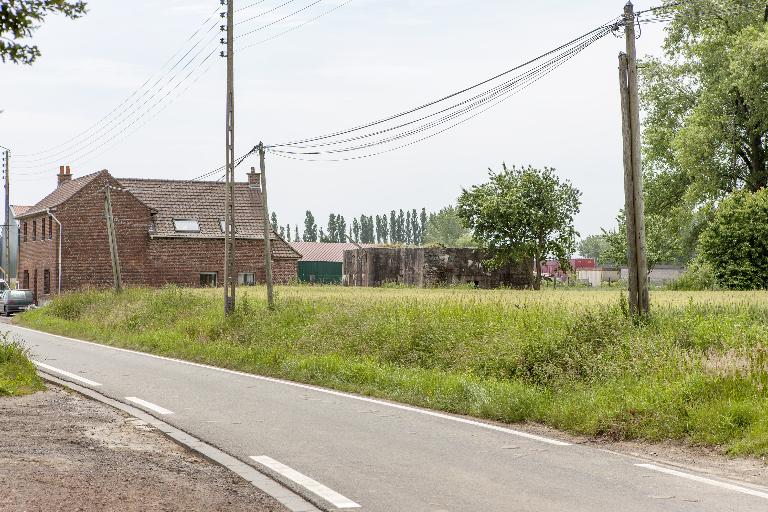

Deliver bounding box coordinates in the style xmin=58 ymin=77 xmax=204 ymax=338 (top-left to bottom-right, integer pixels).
xmin=298 ymin=261 xmax=343 ymax=284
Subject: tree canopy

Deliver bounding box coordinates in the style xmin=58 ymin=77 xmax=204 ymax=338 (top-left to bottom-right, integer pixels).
xmin=423 ymin=206 xmax=473 ymax=247
xmin=1 ymin=0 xmax=87 ymax=64
xmin=458 ymin=164 xmax=581 ymax=290
xmin=641 ymin=0 xmax=768 ymax=218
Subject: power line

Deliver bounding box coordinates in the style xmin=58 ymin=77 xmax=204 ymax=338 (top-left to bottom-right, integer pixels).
xmin=15 ymin=7 xmax=221 ymax=160
xmin=235 ymin=0 xmax=324 ymax=39
xmin=267 ymin=21 xmax=617 ymax=150
xmin=265 ymin=26 xmax=611 ymax=160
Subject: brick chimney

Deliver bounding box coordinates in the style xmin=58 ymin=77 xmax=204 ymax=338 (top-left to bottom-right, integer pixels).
xmin=247 ymin=166 xmax=261 ymax=192
xmin=57 ymin=165 xmax=72 ymax=187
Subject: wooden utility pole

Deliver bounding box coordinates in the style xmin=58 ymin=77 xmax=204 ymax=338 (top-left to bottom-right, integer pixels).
xmin=620 ymin=1 xmax=649 ymax=316
xmin=104 ymin=186 xmax=122 ymax=292
xmin=258 ymin=142 xmax=274 ymax=309
xmin=3 ymin=149 xmax=10 ymax=283
xmin=223 ymin=0 xmax=237 ymax=315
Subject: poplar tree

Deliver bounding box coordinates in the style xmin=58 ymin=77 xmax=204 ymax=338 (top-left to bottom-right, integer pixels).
xmin=303 ymin=211 xmax=318 ymax=242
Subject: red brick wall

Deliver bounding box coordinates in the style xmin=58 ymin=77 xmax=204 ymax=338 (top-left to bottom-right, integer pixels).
xmin=18 ymin=173 xmax=298 ymax=294
xmin=57 ymin=173 xmax=154 ymax=290
xmin=148 ymin=237 xmax=297 ymax=287
xmin=17 ymin=214 xmax=57 ymax=301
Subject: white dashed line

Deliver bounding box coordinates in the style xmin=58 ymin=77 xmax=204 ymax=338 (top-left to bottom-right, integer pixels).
xmin=251 ymin=456 xmax=361 ymax=509
xmin=636 ymin=464 xmax=768 ymax=500
xmin=33 ymin=361 xmax=102 ymax=387
xmin=125 ymin=397 xmax=174 ymax=415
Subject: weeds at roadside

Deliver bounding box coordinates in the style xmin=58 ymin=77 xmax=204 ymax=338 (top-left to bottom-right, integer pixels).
xmin=19 ymin=286 xmax=768 ymax=457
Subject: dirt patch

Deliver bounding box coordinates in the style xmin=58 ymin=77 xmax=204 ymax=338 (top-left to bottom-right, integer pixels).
xmin=0 ymin=385 xmax=288 ymax=512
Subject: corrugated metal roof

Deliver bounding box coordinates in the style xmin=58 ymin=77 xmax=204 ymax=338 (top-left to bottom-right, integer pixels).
xmin=290 ymin=242 xmax=378 ymax=262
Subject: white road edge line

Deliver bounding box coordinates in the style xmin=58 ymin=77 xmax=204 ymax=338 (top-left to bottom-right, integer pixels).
xmin=636 ymin=464 xmax=768 ymax=500
xmin=32 ymin=361 xmax=102 ymax=387
xmin=11 ymin=325 xmax=569 ymax=446
xmin=251 ymin=456 xmax=361 ymax=509
xmin=125 ymin=397 xmax=174 ymax=415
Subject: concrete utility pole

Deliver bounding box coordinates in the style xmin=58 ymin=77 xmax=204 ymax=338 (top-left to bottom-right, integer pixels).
xmin=258 ymin=143 xmax=274 ymax=310
xmin=3 ymin=148 xmax=10 ymax=283
xmin=104 ymin=186 xmax=122 ymax=292
xmin=619 ymin=1 xmax=650 ymax=317
xmin=223 ymin=0 xmax=237 ymax=315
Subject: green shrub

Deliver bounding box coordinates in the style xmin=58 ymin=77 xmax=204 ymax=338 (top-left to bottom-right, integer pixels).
xmin=700 ymin=189 xmax=768 ymax=290
xmin=665 ymin=257 xmax=717 ymax=291
xmin=0 ymin=333 xmax=44 ymax=396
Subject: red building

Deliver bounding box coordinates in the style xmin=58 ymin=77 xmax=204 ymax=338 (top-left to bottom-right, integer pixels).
xmin=16 ymin=167 xmax=299 ymax=301
xmin=540 ymin=258 xmax=596 ymax=279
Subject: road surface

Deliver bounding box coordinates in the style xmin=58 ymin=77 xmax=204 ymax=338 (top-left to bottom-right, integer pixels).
xmin=5 ymin=323 xmax=768 ymax=512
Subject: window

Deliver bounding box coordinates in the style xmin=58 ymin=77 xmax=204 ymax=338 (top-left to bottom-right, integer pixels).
xmin=41 ymin=218 xmax=46 ymax=241
xmin=43 ymin=270 xmax=51 ymax=295
xmin=200 ymin=272 xmax=217 ymax=288
xmin=49 ymin=215 xmax=53 ymax=239
xmin=22 ymin=270 xmax=29 ymax=289
xmin=32 ymin=220 xmax=36 ymax=241
xmin=23 ymin=222 xmax=27 ymax=243
xmin=238 ymin=273 xmax=256 ymax=286
xmin=173 ymin=219 xmax=200 ymax=233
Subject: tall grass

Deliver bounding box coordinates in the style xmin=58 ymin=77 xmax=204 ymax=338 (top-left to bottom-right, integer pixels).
xmin=19 ymin=286 xmax=768 ymax=457
xmin=0 ymin=333 xmax=44 ymax=396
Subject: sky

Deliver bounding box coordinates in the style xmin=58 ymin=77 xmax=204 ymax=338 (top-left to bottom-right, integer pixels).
xmin=0 ymin=0 xmax=668 ymax=239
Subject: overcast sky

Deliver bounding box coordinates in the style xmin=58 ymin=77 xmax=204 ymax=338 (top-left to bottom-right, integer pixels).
xmin=0 ymin=0 xmax=667 ymax=239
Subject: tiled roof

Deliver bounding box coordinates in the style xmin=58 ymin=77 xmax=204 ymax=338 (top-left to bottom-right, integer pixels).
xmin=10 ymin=205 xmax=32 ymax=217
xmin=118 ymin=178 xmax=300 ymax=259
xmin=18 ymin=171 xmax=104 ymax=218
xmin=290 ymin=242 xmax=378 ymax=262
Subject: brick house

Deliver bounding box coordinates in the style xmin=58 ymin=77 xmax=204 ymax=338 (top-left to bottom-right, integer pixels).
xmin=16 ymin=166 xmax=299 ymax=301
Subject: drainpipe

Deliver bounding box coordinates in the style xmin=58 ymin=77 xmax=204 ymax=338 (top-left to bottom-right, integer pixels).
xmin=47 ymin=209 xmax=62 ymax=294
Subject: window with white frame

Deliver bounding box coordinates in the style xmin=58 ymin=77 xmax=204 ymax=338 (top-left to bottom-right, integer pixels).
xmin=173 ymin=219 xmax=200 ymax=233
xmin=238 ymin=273 xmax=256 ymax=286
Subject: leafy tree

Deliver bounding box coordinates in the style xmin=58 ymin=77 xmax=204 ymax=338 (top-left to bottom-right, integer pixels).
xmin=602 ymin=211 xmax=686 ymax=273
xmin=700 ymin=188 xmax=768 ymax=289
xmin=337 ymin=215 xmax=347 ymax=243
xmin=303 ymin=211 xmax=317 ymax=242
xmin=271 ymin=212 xmax=279 ymax=234
xmin=294 ymin=225 xmax=299 ymax=242
xmin=353 ymin=218 xmax=361 ymax=242
xmin=285 ymin=224 xmax=291 ymax=242
xmin=279 ymin=226 xmax=286 ymax=239
xmin=319 ymin=227 xmax=326 ymax=243
xmin=397 ymin=210 xmax=405 ymax=243
xmin=420 ymin=208 xmax=428 ymax=243
xmin=380 ymin=214 xmax=389 ymax=243
xmin=327 ymin=214 xmax=337 ymax=242
xmin=1 ymin=0 xmax=87 ymax=64
xmin=411 ymin=208 xmax=420 ymax=245
xmin=424 ymin=206 xmax=473 ymax=247
xmin=641 ymin=1 xmax=768 ymax=227
xmin=389 ymin=211 xmax=397 ymax=243
xmin=458 ymin=164 xmax=581 ymax=290
xmin=577 ymin=234 xmax=611 ymax=265
xmin=405 ymin=211 xmax=413 ymax=245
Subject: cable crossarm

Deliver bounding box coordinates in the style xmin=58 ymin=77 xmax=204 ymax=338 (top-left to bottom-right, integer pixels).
xmin=265 ymin=21 xmax=616 ymax=151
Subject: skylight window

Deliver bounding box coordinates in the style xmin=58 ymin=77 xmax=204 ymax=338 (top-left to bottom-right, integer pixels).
xmin=173 ymin=219 xmax=200 ymax=233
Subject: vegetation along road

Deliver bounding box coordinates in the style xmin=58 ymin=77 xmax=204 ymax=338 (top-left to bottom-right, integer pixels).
xmin=6 ymin=286 xmax=768 ymax=511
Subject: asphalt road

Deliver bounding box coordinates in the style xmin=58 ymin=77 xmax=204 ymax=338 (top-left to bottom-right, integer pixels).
xmin=6 ymin=323 xmax=768 ymax=512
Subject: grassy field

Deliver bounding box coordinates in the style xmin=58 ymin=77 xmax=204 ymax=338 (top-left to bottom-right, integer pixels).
xmin=17 ymin=285 xmax=768 ymax=457
xmin=0 ymin=334 xmax=45 ymax=396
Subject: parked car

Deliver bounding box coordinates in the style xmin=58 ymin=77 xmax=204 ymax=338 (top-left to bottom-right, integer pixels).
xmin=1 ymin=289 xmax=34 ymax=316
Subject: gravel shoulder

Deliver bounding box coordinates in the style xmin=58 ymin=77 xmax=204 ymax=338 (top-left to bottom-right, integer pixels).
xmin=0 ymin=384 xmax=288 ymax=512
